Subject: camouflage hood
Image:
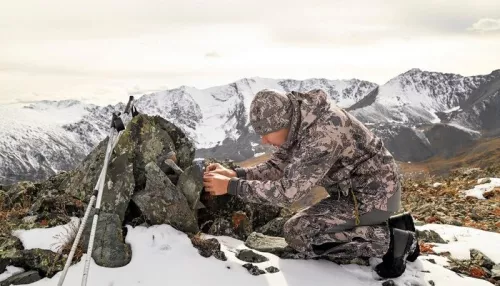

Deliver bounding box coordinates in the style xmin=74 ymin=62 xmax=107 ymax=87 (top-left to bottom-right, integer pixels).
xmin=281 ymin=89 xmax=331 ymax=150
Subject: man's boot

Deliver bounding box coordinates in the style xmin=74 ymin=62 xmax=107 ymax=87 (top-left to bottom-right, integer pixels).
xmin=374 ymin=228 xmax=417 ymax=279
xmin=387 ymin=212 xmax=420 ymax=262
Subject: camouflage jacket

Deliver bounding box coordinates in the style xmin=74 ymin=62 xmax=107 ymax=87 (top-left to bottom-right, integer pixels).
xmin=228 ymin=89 xmax=401 ymax=214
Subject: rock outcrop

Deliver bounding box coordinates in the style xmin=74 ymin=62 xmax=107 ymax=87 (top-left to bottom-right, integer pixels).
xmin=0 ymin=113 xmax=282 ymax=279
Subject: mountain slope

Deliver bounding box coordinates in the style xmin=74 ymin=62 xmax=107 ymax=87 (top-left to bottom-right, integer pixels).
xmin=348 ymin=69 xmax=500 ymax=162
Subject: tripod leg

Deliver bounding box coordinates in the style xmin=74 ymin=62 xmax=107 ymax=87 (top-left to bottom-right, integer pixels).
xmin=80 ymin=128 xmax=118 ymax=286
xmin=57 ymin=150 xmax=109 ymax=286
xmin=56 ymin=195 xmax=96 ymax=286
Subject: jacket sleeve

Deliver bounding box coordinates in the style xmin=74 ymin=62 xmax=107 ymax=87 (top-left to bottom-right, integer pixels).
xmin=228 ymin=137 xmax=339 ymax=208
xmin=233 ymin=147 xmax=291 ymax=181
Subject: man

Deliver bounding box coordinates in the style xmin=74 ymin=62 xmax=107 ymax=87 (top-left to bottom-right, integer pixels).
xmin=203 ymin=89 xmax=419 ymax=278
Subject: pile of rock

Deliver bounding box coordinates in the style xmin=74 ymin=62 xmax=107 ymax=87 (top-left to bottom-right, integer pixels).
xmin=0 ymin=114 xmax=288 ymax=282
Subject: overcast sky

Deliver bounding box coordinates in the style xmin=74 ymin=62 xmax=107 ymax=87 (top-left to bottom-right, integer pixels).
xmin=1 ymin=0 xmax=499 ymax=105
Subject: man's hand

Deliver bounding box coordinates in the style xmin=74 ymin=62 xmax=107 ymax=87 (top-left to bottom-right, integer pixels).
xmin=203 ymin=172 xmax=231 ymax=196
xmin=205 ymin=163 xmax=236 ymax=178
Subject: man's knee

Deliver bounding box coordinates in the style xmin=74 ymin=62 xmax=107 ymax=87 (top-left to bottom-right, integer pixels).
xmin=283 ymin=213 xmax=315 ymax=251
xmin=283 ymin=213 xmax=302 ymax=241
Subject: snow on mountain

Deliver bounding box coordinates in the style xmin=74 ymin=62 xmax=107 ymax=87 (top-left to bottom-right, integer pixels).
xmin=2 ymin=220 xmax=498 ymax=286
xmin=348 ymin=68 xmax=500 ymax=162
xmin=449 ymin=70 xmax=500 ymax=134
xmin=349 ymin=68 xmax=492 ymax=125
xmin=1 ymin=69 xmax=498 ymax=185
xmin=0 ymin=77 xmax=376 ymax=185
xmin=0 ymin=101 xmax=107 ymax=185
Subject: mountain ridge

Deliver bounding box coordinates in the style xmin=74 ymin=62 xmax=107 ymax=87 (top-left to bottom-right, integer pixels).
xmin=1 ymin=69 xmax=499 ymax=185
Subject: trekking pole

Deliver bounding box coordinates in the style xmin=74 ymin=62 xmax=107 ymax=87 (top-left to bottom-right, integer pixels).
xmin=57 ymin=96 xmax=136 ymax=286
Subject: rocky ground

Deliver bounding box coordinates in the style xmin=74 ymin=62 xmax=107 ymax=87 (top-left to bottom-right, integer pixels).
xmin=400 ymin=165 xmax=500 ymax=285
xmin=401 ymin=165 xmax=500 ymax=233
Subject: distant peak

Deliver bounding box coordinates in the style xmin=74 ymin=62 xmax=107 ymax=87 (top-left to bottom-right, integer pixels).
xmin=403 ymin=68 xmax=423 ymax=75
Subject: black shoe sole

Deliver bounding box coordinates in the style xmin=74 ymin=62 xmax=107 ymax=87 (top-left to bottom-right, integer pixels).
xmin=375 ymin=229 xmax=416 ymax=279
xmin=388 ymin=212 xmax=420 ymax=262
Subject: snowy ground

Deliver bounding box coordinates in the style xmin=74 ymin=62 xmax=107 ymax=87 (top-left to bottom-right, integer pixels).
xmin=1 ymin=221 xmax=499 ymax=286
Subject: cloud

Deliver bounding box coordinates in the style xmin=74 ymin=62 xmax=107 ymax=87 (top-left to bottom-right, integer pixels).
xmin=467 ymin=18 xmax=500 ymax=32
xmin=205 ymin=51 xmax=221 ymax=58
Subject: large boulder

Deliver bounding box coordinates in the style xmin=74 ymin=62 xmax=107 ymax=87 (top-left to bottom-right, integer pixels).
xmin=131 ymin=162 xmax=198 ymax=233
xmin=177 ymin=165 xmax=205 ymax=212
xmin=56 ymin=114 xmax=197 ymax=268
xmin=82 ymin=211 xmax=131 ymax=268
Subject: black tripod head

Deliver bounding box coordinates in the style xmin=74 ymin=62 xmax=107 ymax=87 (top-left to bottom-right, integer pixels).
xmin=124 ymin=95 xmax=139 ymax=117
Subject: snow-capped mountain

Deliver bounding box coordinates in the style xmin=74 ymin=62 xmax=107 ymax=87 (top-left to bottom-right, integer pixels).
xmin=348 ymin=68 xmax=500 ymax=162
xmin=1 ymin=69 xmax=499 ymax=185
xmin=0 ymin=77 xmax=377 ymax=185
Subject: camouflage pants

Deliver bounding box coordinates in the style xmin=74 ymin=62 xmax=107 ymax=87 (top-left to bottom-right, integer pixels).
xmin=283 ymin=195 xmax=391 ymax=261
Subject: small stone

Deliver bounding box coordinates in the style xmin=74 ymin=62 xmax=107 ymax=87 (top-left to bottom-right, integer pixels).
xmin=470 ymin=210 xmax=482 ymax=221
xmin=416 ymin=230 xmax=447 ymax=244
xmin=236 ymin=249 xmax=269 ymax=263
xmin=381 ymin=280 xmax=396 ymax=286
xmin=470 ymin=249 xmax=495 ymax=270
xmin=477 ymin=178 xmax=491 ymax=184
xmin=190 ymin=235 xmax=223 ymax=260
xmin=414 ymin=220 xmax=425 ymax=226
xmin=433 ymin=183 xmax=443 ymax=188
xmin=428 ymin=280 xmax=435 ymax=286
xmin=491 ymin=264 xmax=500 ymax=280
xmin=427 ymin=259 xmax=436 ymax=264
xmin=265 ymin=266 xmax=280 ymax=273
xmin=256 ymin=216 xmax=290 ymax=237
xmin=213 ymin=250 xmax=227 ymax=261
xmin=232 ymin=211 xmax=253 ymax=240
xmin=416 ymin=203 xmax=433 ymax=214
xmin=483 ymin=188 xmax=499 ymax=199
xmin=0 ymin=270 xmax=42 ymax=286
xmin=242 ymin=263 xmax=266 ymax=276
xmin=22 ymin=215 xmax=38 ymax=224
xmin=208 ymin=218 xmax=237 ymax=238
xmin=244 ymin=232 xmax=289 ymax=256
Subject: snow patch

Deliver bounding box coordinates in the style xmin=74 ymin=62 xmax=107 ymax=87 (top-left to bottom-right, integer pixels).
xmin=12 ymin=217 xmax=80 ymax=253
xmin=4 ymin=222 xmax=495 ymax=286
xmin=443 ymin=106 xmax=461 ymax=113
xmin=448 ymin=123 xmax=481 ymax=135
xmin=417 ymin=224 xmax=500 ymax=262
xmin=461 ymin=177 xmax=500 ymax=199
